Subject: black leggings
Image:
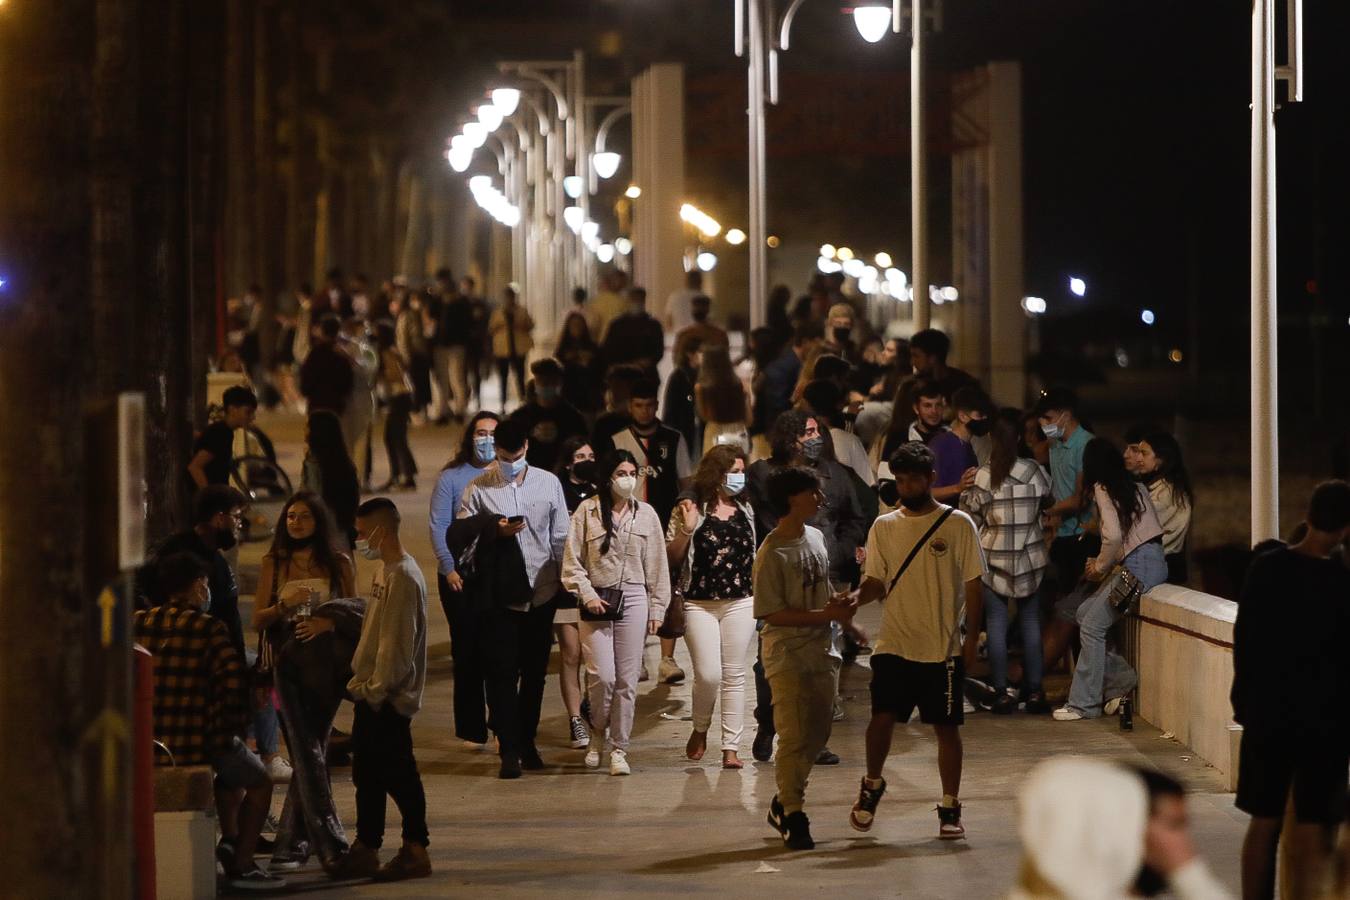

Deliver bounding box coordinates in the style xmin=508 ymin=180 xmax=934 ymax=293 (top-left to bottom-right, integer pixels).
xmin=383 ymin=394 xmax=417 ymax=482
xmin=496 ymin=356 xmax=527 ymax=408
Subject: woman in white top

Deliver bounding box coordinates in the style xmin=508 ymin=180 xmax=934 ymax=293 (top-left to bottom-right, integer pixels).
xmin=562 ymin=450 xmax=672 ymax=775
xmin=666 ymin=444 xmax=758 ymax=768
xmin=1054 ymin=439 xmax=1165 ymax=721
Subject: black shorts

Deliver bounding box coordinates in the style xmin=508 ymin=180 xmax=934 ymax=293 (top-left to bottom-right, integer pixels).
xmin=869 ymin=654 xmax=964 ymax=726
xmin=1235 ymin=727 xmax=1348 ymax=824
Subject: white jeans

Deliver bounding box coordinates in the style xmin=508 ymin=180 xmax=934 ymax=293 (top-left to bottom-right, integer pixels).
xmin=580 ymin=584 xmax=649 ymax=752
xmin=683 ymin=597 xmax=756 ymax=751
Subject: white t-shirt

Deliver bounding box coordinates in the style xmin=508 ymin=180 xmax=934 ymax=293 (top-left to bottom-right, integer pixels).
xmin=863 ymin=506 xmax=986 ymax=663
xmin=831 ymin=427 xmax=876 ymax=486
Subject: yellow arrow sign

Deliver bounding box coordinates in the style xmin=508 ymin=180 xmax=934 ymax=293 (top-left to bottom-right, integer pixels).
xmin=98 ymin=587 xmax=117 ymax=647
xmin=81 ymin=708 xmax=130 ymax=805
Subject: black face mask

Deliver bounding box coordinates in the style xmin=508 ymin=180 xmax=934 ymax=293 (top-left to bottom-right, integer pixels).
xmin=898 ymin=491 xmax=933 ymax=512
xmin=832 ymin=327 xmax=851 ymax=344
xmin=877 ymin=480 xmax=900 ymax=507
xmin=1133 ymin=864 xmax=1167 ymax=897
xmin=693 ymin=309 xmax=708 ymax=322
xmin=215 ymin=527 xmax=238 ymax=551
xmin=571 ymin=459 xmax=601 ymax=486
xmin=966 ymin=418 xmax=992 ymax=438
xmin=289 ymin=533 xmax=316 ymax=550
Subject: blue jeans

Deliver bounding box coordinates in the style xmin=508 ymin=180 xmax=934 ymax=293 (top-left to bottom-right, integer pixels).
xmin=254 ymin=697 xmax=280 ymax=756
xmin=1065 ymin=541 xmax=1166 ymax=717
xmin=983 ymin=585 xmax=1042 ymax=694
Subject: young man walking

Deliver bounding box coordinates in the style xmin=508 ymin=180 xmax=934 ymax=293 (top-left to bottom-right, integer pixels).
xmin=1233 ymin=480 xmax=1350 ymax=900
xmin=331 ymin=498 xmax=431 ymax=882
xmin=754 ymin=467 xmax=857 ymax=850
xmin=849 ymin=442 xmax=986 ymax=840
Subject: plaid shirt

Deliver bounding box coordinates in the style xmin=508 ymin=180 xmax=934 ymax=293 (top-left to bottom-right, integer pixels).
xmin=135 ymin=601 xmax=249 ymax=766
xmin=960 ymin=458 xmax=1052 ymax=599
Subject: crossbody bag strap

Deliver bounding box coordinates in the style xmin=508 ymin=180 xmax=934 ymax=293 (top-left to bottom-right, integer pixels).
xmin=885 ymin=507 xmax=956 ymax=598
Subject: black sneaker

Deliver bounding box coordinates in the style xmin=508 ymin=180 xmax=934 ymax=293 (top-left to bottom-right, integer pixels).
xmin=498 ymin=757 xmax=522 ymax=780
xmin=991 ymin=691 xmax=1018 ymax=715
xmin=782 ymin=811 xmax=815 ymax=850
xmin=580 ymin=697 xmax=593 ymax=730
xmin=849 ymin=777 xmax=887 ymax=832
xmin=1023 ymin=692 xmax=1051 ymax=715
xmin=520 ymin=746 xmax=546 ymax=771
xmin=228 ymin=864 xmax=288 ymax=892
xmin=937 ymin=803 xmax=965 ymax=840
xmin=216 ymin=839 xmax=238 ymax=876
xmin=767 ymin=795 xmax=787 ymax=836
xmin=752 ymin=727 xmax=775 ymax=762
xmin=815 ymin=747 xmax=841 ymax=766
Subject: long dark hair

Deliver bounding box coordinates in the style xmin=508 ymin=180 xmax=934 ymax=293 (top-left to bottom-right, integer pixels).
xmin=267 ymin=490 xmax=344 ymax=595
xmin=1143 ymin=431 xmax=1193 ymax=510
xmin=555 ymin=311 xmax=598 ymax=357
xmin=698 ymin=345 xmax=747 ymax=424
xmin=1081 ymin=437 xmax=1144 ymax=533
xmin=596 ymin=449 xmax=638 ymax=554
xmin=769 ymin=410 xmax=810 ymax=464
xmin=988 ymin=414 xmax=1020 ymax=491
xmin=446 ymin=410 xmax=501 ymax=470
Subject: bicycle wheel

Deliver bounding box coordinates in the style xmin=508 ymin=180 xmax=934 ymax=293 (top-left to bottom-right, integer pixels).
xmin=231 ymin=454 xmax=293 ymax=542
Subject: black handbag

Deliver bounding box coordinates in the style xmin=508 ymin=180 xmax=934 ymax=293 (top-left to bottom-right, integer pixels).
xmin=580 ymin=586 xmax=626 ymax=622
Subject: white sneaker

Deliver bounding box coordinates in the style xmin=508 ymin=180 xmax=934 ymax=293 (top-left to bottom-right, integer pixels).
xmin=609 ymin=748 xmax=631 ymax=776
xmin=1052 ymin=706 xmax=1085 ymax=722
xmin=1103 ymin=696 xmax=1126 ymax=716
xmin=265 ymin=756 xmax=293 ymax=784
xmin=584 ymin=735 xmax=602 ymax=769
xmin=658 ymin=656 xmax=685 ymax=684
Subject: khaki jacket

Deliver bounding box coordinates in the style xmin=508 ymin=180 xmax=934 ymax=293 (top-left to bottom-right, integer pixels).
xmin=561 ymin=495 xmax=671 ymax=621
xmin=489 ymin=305 xmax=534 ymax=359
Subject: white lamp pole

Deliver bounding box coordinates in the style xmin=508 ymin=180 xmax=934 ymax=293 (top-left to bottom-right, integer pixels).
xmin=910 ymin=0 xmax=930 ymax=330
xmin=746 ymin=0 xmax=769 ymax=329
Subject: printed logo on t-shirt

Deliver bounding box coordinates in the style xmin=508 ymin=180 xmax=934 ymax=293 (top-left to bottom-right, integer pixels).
xmin=929 ymin=537 xmax=949 ymax=557
xmin=798 ymin=551 xmax=827 ymax=590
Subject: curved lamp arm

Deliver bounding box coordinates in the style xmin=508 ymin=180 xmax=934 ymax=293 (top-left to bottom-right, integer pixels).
xmin=594 ymin=104 xmax=631 ymax=154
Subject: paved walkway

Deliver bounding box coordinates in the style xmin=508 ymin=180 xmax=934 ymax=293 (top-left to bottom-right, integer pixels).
xmin=237 ymin=409 xmax=1246 ymax=897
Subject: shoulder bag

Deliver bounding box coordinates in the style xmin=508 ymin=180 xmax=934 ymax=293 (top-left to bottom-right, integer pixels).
xmin=580 ymin=507 xmax=635 ymax=623
xmin=885 ymin=507 xmax=956 ymax=598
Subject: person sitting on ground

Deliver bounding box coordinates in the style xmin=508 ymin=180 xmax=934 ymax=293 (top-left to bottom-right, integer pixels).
xmin=755 ymin=466 xmax=857 ymax=851
xmin=1232 ymin=480 xmax=1350 ymax=900
xmin=508 ymin=357 xmax=588 ymax=473
xmin=188 ymin=385 xmax=258 ymax=490
xmin=136 ymin=552 xmax=285 ymax=892
xmin=1052 ymin=438 xmax=1165 ymax=722
xmin=1124 ymin=429 xmax=1194 ymax=585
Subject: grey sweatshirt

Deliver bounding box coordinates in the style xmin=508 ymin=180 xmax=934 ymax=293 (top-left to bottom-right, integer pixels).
xmin=347 ymin=552 xmax=428 ymax=717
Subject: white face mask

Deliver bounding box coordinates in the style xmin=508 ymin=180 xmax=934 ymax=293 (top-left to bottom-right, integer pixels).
xmin=611 ymin=474 xmax=637 ymax=499
xmin=355 ymin=527 xmax=382 ymax=561
xmin=1041 ymin=421 xmax=1063 ymax=441
xmin=723 ymin=472 xmax=746 ymax=496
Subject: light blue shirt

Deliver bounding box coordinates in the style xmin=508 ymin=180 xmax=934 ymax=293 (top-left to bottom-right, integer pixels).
xmin=1049 ymin=425 xmax=1093 ymax=538
xmin=429 ymin=462 xmax=493 ymax=575
xmin=458 ymin=464 xmax=570 ymax=608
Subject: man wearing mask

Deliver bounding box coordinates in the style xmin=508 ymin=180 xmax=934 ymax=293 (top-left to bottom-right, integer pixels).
xmin=928 ymin=387 xmax=991 ymax=503
xmin=822 ymin=303 xmax=863 ymax=365
xmin=1035 ymin=387 xmax=1095 ymax=596
xmin=508 ymin=358 xmax=588 ymax=472
xmin=458 ymin=420 xmax=571 ymax=778
xmin=611 ymin=379 xmax=695 ymax=684
xmin=601 ymin=286 xmax=665 ymax=379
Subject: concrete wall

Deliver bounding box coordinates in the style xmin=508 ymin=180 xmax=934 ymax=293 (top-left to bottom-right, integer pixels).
xmin=1133 ymin=584 xmax=1240 ymax=790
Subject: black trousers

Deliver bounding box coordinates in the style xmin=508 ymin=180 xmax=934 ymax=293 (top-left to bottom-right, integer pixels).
xmin=383 ymin=393 xmax=417 ymax=482
xmin=481 ymin=601 xmax=555 ymax=760
xmin=352 ymin=701 xmax=428 ymax=849
xmin=753 ymin=636 xmax=774 ymax=734
xmin=496 ymin=356 xmax=527 ymax=407
xmin=438 ymin=574 xmax=491 ymax=744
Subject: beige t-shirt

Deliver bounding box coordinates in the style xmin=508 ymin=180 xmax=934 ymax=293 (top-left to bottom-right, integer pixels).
xmin=863 ymin=506 xmax=986 ymax=663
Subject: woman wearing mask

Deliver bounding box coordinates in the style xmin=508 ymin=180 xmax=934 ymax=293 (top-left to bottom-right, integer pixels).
xmin=666 ymin=445 xmax=757 ymax=768
xmin=562 ymin=451 xmax=671 ymax=776
xmin=428 ymin=410 xmax=500 ymax=745
xmin=552 ymin=437 xmax=599 ymax=748
xmin=1054 ymin=438 xmax=1166 ymax=722
xmin=301 ymin=411 xmax=360 ymax=547
xmin=1124 ymin=431 xmax=1193 ymax=585
xmin=374 ymin=319 xmax=417 ymax=491
xmin=252 ymin=491 xmax=356 ymax=870
xmin=696 ymin=345 xmax=752 ymax=455
xmin=961 ymin=415 xmax=1053 ymax=714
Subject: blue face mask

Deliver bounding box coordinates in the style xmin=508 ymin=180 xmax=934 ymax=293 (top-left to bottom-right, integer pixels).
xmin=723 ymin=472 xmax=746 ymax=496
xmin=800 ymin=435 xmax=824 ymax=462
xmin=474 ymin=435 xmax=495 ymax=463
xmin=500 ymin=455 xmax=527 ymax=480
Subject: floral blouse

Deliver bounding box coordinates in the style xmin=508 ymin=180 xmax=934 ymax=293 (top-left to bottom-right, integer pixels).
xmin=685 ymin=507 xmax=755 ymax=600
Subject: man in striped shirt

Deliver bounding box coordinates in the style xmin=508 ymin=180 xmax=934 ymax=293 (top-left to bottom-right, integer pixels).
xmin=135 ymin=552 xmax=284 ymax=891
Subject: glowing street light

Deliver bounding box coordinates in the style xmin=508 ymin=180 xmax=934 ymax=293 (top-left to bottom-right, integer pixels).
xmin=615 ymin=237 xmax=633 ymax=256
xmin=725 ymin=228 xmax=747 ymax=245
xmin=448 ymin=146 xmax=472 ymax=172
xmin=852 ymin=4 xmax=892 ymax=43
xmin=1069 ymin=276 xmax=1087 ymax=297
xmin=820 ymin=243 xmax=837 ymax=258
xmin=468 ymin=175 xmax=494 ymax=195
xmin=1140 ymin=308 xmax=1156 ymax=325
xmin=592 ymin=151 xmax=622 ymax=180
xmin=836 ymin=246 xmax=854 ymax=261
xmin=476 ymin=103 xmax=504 ymax=133
xmin=563 ymin=206 xmax=585 ymax=233
xmin=842 ymin=258 xmax=866 ymax=278
xmin=461 ymin=121 xmax=487 ymax=149
xmin=1022 ymin=296 xmax=1048 ymax=315
xmin=697 ymin=251 xmax=718 ymax=272
xmin=490 ymin=88 xmax=520 ymax=116
xmin=596 ymin=244 xmax=616 ymax=264
xmin=874 ymin=251 xmax=893 ymax=268
xmin=817 ymin=257 xmax=842 ymax=274
xmin=581 ymin=220 xmax=600 ymax=243
xmin=563 ymin=176 xmax=584 ymax=199
xmin=625 ymin=184 xmax=642 ymax=199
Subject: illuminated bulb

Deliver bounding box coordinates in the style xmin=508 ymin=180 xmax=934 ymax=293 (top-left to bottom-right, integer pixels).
xmin=1022 ymin=296 xmax=1047 ymax=315
xmin=725 ymin=228 xmax=747 ymax=245
xmin=820 ymin=244 xmax=837 ymax=258
xmin=852 ymin=4 xmax=892 ymax=43
xmin=874 ymin=251 xmax=893 ymax=269
xmin=450 ymin=134 xmax=469 ymax=151
xmin=563 ymin=206 xmax=585 ymax=232
xmin=766 ymin=235 xmax=780 ymax=248
xmin=581 ymin=221 xmax=600 ymax=243
xmin=448 ymin=146 xmax=472 ymax=172
xmin=817 ymin=257 xmax=842 ymax=274
xmin=1069 ymin=276 xmax=1087 ymax=297
xmin=842 ymin=258 xmax=866 ymax=278
xmin=592 ymin=151 xmax=621 ymax=179
xmin=476 ymin=103 xmax=504 ymax=133
xmin=940 ymin=286 xmax=959 ymax=302
xmin=596 ymin=244 xmax=615 ymax=264
xmin=885 ymin=268 xmax=907 ymax=288
xmin=625 ymin=184 xmax=642 ymax=199
xmin=468 ymin=175 xmax=493 ymax=195
xmin=490 ymin=88 xmax=520 ymax=116
xmin=697 ymin=251 xmax=718 ymax=272
xmin=836 ymin=246 xmax=854 ymax=261
xmin=1140 ymin=309 xmax=1156 ymax=325
xmin=563 ymin=176 xmax=583 ymax=199
xmin=461 ymin=121 xmax=487 ymax=149
xmin=614 ymin=237 xmax=633 ymax=255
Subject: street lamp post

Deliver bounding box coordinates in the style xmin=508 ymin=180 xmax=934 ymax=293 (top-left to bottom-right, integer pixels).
xmin=909 ymin=0 xmax=929 ymax=330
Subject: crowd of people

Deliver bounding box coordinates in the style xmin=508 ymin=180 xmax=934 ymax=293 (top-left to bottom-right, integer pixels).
xmin=137 ymin=264 xmax=1349 ymax=897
